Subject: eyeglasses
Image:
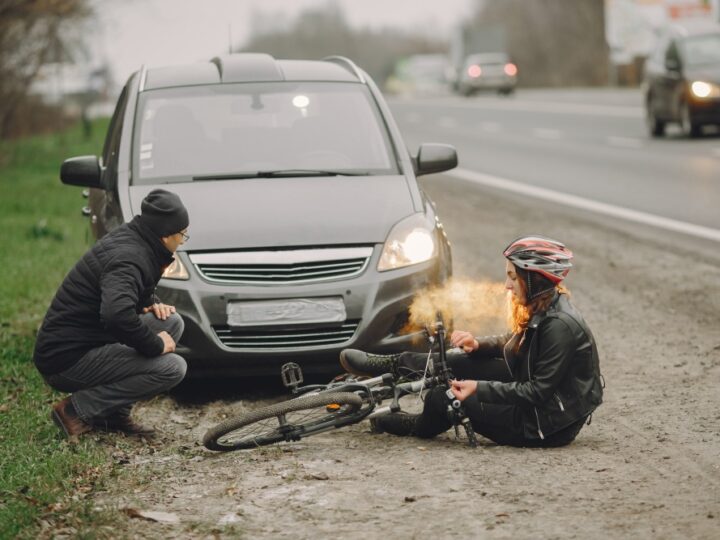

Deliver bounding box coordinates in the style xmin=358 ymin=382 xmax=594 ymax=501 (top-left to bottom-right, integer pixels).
xmin=180 ymin=231 xmax=190 ymax=242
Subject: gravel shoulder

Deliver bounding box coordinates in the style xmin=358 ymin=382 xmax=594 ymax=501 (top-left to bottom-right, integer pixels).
xmin=88 ymin=176 xmax=720 ymax=539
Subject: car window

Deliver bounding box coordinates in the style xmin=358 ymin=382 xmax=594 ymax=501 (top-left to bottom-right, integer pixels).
xmin=665 ymin=40 xmax=681 ymax=65
xmin=131 ymin=82 xmax=398 ymax=184
xmin=102 ymin=85 xmax=128 ymax=168
xmin=681 ymin=33 xmax=720 ymax=66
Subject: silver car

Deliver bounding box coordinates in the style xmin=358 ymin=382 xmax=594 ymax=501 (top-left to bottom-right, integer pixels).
xmin=456 ymin=52 xmax=518 ymax=96
xmin=60 ymin=54 xmax=456 ymax=377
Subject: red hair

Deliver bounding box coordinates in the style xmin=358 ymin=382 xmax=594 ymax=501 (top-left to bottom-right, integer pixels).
xmin=508 ymin=268 xmax=570 ymax=334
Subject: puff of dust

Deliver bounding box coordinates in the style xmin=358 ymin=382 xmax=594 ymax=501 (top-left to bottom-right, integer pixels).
xmin=406 ymin=278 xmax=508 ymax=337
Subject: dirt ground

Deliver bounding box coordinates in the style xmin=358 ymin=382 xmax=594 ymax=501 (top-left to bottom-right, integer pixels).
xmin=86 ymin=177 xmax=720 ymax=539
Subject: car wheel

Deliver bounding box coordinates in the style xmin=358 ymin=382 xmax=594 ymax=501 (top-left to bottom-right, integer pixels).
xmin=646 ymin=98 xmax=665 ymax=137
xmin=680 ymin=100 xmax=702 ymax=138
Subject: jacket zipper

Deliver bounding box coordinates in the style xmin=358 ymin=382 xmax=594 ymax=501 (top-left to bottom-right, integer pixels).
xmin=534 ymin=407 xmax=545 ymax=440
xmin=526 ymin=330 xmax=546 ymax=439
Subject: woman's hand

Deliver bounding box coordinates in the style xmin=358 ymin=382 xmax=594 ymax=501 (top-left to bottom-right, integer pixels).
xmin=450 ymin=379 xmax=478 ymax=402
xmin=450 ymin=330 xmax=479 ymax=353
xmin=143 ymin=303 xmax=176 ymax=321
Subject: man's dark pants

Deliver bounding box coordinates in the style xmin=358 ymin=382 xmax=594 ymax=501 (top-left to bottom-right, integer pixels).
xmin=43 ymin=313 xmax=187 ymax=424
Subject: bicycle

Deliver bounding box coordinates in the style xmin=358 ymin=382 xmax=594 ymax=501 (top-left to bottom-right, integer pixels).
xmin=202 ymin=321 xmax=478 ymax=451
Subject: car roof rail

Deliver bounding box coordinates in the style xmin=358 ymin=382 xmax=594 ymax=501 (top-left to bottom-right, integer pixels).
xmin=138 ymin=64 xmax=147 ymax=93
xmin=322 ymin=56 xmax=365 ymax=83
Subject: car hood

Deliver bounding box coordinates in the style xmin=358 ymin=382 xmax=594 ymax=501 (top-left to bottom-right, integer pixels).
xmin=685 ymin=62 xmax=720 ymax=83
xmin=128 ymin=175 xmax=415 ymax=250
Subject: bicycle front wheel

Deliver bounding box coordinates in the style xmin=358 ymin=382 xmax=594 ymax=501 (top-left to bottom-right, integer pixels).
xmin=203 ymin=391 xmax=364 ymax=451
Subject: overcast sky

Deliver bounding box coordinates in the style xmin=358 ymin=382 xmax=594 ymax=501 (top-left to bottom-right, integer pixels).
xmin=91 ymin=0 xmax=477 ymax=83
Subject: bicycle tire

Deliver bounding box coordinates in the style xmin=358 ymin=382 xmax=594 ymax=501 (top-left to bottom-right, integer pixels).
xmin=203 ymin=391 xmax=364 ymax=451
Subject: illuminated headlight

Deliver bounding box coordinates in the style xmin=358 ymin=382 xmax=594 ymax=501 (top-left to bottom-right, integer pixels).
xmin=378 ymin=214 xmax=437 ymax=272
xmin=162 ymin=257 xmax=189 ymax=280
xmin=691 ymin=81 xmax=720 ymax=99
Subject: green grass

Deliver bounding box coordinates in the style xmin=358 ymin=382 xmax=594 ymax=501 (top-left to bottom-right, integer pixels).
xmin=0 ymin=119 xmax=125 ymax=538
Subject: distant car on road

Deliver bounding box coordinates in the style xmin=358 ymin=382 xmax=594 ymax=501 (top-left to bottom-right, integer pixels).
xmin=454 ymin=52 xmax=517 ymax=96
xmin=644 ymin=20 xmax=720 ymax=138
xmin=385 ymin=54 xmax=452 ymax=97
xmin=59 ymin=53 xmax=456 ymax=377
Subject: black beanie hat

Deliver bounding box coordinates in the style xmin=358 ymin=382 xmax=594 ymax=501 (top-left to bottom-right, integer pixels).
xmin=139 ymin=189 xmax=189 ymax=237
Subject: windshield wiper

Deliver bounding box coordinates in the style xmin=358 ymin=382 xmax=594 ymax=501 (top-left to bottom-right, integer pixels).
xmin=193 ymin=169 xmax=369 ymax=181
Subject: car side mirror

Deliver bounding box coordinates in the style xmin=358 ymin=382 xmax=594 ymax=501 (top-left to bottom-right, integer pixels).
xmin=414 ymin=143 xmax=458 ymax=176
xmin=60 ymin=155 xmax=104 ymax=189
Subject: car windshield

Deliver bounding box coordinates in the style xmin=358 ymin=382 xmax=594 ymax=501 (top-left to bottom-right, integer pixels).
xmin=132 ymin=82 xmax=398 ymax=184
xmin=682 ymin=33 xmax=720 ymax=66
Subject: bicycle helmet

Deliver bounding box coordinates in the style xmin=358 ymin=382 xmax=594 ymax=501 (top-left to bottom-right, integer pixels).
xmin=503 ymin=236 xmax=573 ymax=299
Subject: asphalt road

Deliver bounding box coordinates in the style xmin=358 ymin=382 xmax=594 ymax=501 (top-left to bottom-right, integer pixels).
xmin=388 ymin=89 xmax=720 ymax=238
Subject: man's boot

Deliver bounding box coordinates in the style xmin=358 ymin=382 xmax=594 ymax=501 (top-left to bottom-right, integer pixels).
xmin=371 ymin=412 xmax=420 ymax=437
xmin=339 ymin=349 xmax=402 ymax=377
xmin=96 ymin=413 xmax=155 ymax=436
xmin=51 ymin=397 xmax=93 ymax=438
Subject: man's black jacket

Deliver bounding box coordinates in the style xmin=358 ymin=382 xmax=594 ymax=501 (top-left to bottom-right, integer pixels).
xmin=34 ymin=217 xmax=174 ymax=375
xmin=474 ymin=293 xmax=604 ymax=439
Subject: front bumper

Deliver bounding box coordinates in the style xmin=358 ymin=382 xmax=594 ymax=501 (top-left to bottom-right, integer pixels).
xmin=465 ymin=74 xmax=517 ymax=90
xmin=157 ymin=246 xmax=447 ymax=377
xmin=689 ymin=96 xmax=720 ymax=125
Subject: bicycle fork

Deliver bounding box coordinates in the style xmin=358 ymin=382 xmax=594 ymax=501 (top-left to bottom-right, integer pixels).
xmin=445 ymin=388 xmax=478 ymax=448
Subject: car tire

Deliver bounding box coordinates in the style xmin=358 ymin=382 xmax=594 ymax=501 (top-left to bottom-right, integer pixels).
xmin=679 ymin=100 xmax=702 ymax=138
xmin=646 ymin=98 xmax=665 ymax=137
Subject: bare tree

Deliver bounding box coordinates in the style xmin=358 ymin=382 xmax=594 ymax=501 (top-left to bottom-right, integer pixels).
xmin=0 ymin=0 xmax=92 ymax=138
xmin=240 ymin=4 xmax=447 ymax=87
xmin=473 ymin=0 xmax=608 ymax=87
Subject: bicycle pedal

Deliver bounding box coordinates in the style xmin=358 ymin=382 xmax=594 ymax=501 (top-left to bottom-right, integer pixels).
xmin=281 ymin=362 xmax=304 ymax=389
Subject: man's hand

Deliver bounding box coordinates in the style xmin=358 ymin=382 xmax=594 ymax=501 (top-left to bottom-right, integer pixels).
xmin=450 ymin=330 xmax=479 ymax=353
xmin=450 ymin=379 xmax=478 ymax=402
xmin=143 ymin=303 xmax=176 ymax=321
xmin=158 ymin=331 xmax=176 ymax=354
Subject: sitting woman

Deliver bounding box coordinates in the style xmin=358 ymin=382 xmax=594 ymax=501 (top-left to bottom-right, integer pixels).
xmin=340 ymin=235 xmax=604 ymax=447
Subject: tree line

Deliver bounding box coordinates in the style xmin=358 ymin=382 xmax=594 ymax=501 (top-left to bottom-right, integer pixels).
xmin=0 ymin=0 xmax=92 ymax=139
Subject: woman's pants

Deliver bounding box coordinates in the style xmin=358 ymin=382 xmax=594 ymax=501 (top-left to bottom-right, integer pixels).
xmin=397 ymin=350 xmax=585 ymax=447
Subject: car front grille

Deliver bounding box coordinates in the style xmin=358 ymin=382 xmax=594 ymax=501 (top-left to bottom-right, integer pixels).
xmin=189 ymin=247 xmax=373 ymax=284
xmin=213 ymin=320 xmax=360 ymax=349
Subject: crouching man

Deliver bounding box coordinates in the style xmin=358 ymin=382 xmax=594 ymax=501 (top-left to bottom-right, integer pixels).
xmin=33 ymin=189 xmax=190 ymax=438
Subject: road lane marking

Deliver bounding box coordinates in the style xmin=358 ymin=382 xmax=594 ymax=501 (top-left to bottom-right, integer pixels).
xmin=607 ymin=136 xmax=644 ymax=149
xmin=533 ymin=128 xmax=562 ymax=140
xmin=447 ymin=167 xmax=720 ymax=243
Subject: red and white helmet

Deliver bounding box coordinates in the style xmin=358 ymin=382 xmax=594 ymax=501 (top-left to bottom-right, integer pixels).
xmin=503 ymin=235 xmax=573 ymax=284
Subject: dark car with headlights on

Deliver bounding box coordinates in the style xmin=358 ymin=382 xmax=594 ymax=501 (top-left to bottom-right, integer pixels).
xmin=60 ymin=53 xmax=456 ymax=377
xmin=644 ymin=20 xmax=720 ymax=138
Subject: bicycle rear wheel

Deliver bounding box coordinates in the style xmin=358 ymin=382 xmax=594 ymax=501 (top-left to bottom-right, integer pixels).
xmin=203 ymin=391 xmax=364 ymax=451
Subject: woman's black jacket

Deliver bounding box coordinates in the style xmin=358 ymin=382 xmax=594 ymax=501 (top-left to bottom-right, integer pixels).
xmin=33 ymin=217 xmax=175 ymax=375
xmin=474 ymin=293 xmax=604 ymax=439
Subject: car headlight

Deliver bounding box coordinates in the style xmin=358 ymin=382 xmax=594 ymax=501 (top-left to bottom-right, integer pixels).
xmin=378 ymin=213 xmax=437 ymax=272
xmin=691 ymin=81 xmax=720 ymax=99
xmin=162 ymin=256 xmax=189 ymax=280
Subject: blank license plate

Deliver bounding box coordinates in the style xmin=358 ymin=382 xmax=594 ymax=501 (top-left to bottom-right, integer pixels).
xmin=226 ymin=297 xmax=346 ymax=327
